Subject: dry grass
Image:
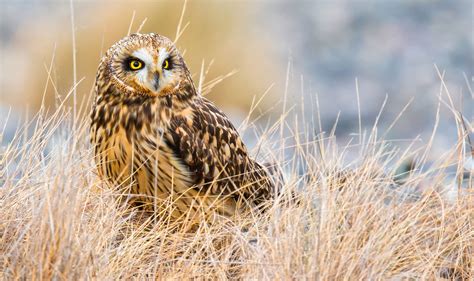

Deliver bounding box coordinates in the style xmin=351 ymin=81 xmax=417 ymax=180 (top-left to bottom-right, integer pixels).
xmin=0 ymin=86 xmax=472 ymax=280
xmin=1 ymin=6 xmax=473 ymax=278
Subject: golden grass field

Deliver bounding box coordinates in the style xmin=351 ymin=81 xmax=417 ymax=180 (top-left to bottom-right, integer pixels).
xmin=0 ymin=77 xmax=472 ymax=279
xmin=1 ymin=3 xmax=473 ymax=280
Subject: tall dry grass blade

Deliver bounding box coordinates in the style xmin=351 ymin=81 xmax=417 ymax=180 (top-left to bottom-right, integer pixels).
xmin=174 ymin=0 xmax=189 ymax=44
xmin=136 ymin=18 xmax=148 ymax=33
xmin=127 ymin=10 xmax=136 ymax=36
xmin=355 ymin=78 xmax=362 ymax=145
xmin=69 ymin=0 xmax=77 ymax=127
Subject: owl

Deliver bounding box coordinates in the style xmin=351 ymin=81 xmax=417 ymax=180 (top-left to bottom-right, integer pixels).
xmin=90 ymin=33 xmax=279 ymax=221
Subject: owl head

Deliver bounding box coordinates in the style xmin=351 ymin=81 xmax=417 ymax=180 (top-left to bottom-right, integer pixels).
xmin=97 ymin=33 xmax=194 ymax=98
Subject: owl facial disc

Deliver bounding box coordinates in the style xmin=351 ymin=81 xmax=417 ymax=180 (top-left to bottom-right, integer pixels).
xmin=101 ymin=33 xmax=193 ymax=99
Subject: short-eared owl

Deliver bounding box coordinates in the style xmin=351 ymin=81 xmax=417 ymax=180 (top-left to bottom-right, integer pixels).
xmin=90 ymin=33 xmax=278 ymax=220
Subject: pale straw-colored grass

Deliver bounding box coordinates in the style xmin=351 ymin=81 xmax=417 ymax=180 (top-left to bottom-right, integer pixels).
xmin=0 ymin=76 xmax=472 ymax=279
xmin=0 ymin=4 xmax=472 ymax=279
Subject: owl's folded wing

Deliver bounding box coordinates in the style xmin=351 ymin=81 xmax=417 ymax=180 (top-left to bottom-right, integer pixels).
xmin=165 ymin=97 xmax=271 ymax=199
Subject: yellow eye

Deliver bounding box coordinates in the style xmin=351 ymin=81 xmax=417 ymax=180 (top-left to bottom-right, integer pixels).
xmin=129 ymin=59 xmax=143 ymax=70
xmin=163 ymin=59 xmax=170 ymax=70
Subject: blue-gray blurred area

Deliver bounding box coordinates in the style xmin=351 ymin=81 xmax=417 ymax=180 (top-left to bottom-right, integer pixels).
xmin=264 ymin=1 xmax=472 ymax=150
xmin=0 ymin=0 xmax=472 ymax=155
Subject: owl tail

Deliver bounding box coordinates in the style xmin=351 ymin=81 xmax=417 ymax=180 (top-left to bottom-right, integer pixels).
xmin=248 ymin=160 xmax=285 ymax=201
xmin=261 ymin=161 xmax=285 ymax=192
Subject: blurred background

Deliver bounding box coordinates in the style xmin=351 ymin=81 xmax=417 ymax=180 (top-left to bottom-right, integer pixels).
xmin=0 ymin=0 xmax=472 ymax=157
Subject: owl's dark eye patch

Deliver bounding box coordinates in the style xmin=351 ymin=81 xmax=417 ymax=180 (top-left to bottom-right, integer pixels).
xmin=124 ymin=57 xmax=145 ymax=71
xmin=162 ymin=57 xmax=173 ymax=70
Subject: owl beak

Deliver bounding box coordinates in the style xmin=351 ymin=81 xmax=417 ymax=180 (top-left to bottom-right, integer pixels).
xmin=152 ymin=72 xmax=160 ymax=91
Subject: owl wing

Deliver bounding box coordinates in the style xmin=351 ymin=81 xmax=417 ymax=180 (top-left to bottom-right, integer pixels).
xmin=165 ymin=97 xmax=272 ymax=199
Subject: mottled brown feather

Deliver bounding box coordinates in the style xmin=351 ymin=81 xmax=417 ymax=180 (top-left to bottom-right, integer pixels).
xmin=90 ymin=33 xmax=278 ymax=220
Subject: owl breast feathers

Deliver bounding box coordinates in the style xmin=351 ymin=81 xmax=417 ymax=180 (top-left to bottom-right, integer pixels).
xmin=90 ymin=33 xmax=279 ymax=219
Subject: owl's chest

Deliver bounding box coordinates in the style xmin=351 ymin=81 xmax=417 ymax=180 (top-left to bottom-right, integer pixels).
xmin=91 ymin=98 xmax=241 ymax=218
xmin=92 ymin=102 xmax=193 ymax=194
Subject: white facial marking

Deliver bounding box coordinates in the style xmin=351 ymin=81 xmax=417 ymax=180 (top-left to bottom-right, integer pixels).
xmin=132 ymin=48 xmax=153 ymax=65
xmin=130 ymin=47 xmax=175 ymax=95
xmin=131 ymin=48 xmax=153 ymax=88
xmin=158 ymin=48 xmax=169 ymax=66
xmin=158 ymin=48 xmax=173 ymax=91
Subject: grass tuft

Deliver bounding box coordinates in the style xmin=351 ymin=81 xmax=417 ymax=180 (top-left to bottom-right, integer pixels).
xmin=0 ymin=90 xmax=472 ymax=279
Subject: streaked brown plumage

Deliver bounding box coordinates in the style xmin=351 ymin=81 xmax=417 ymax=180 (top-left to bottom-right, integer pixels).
xmin=90 ymin=33 xmax=278 ymax=220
